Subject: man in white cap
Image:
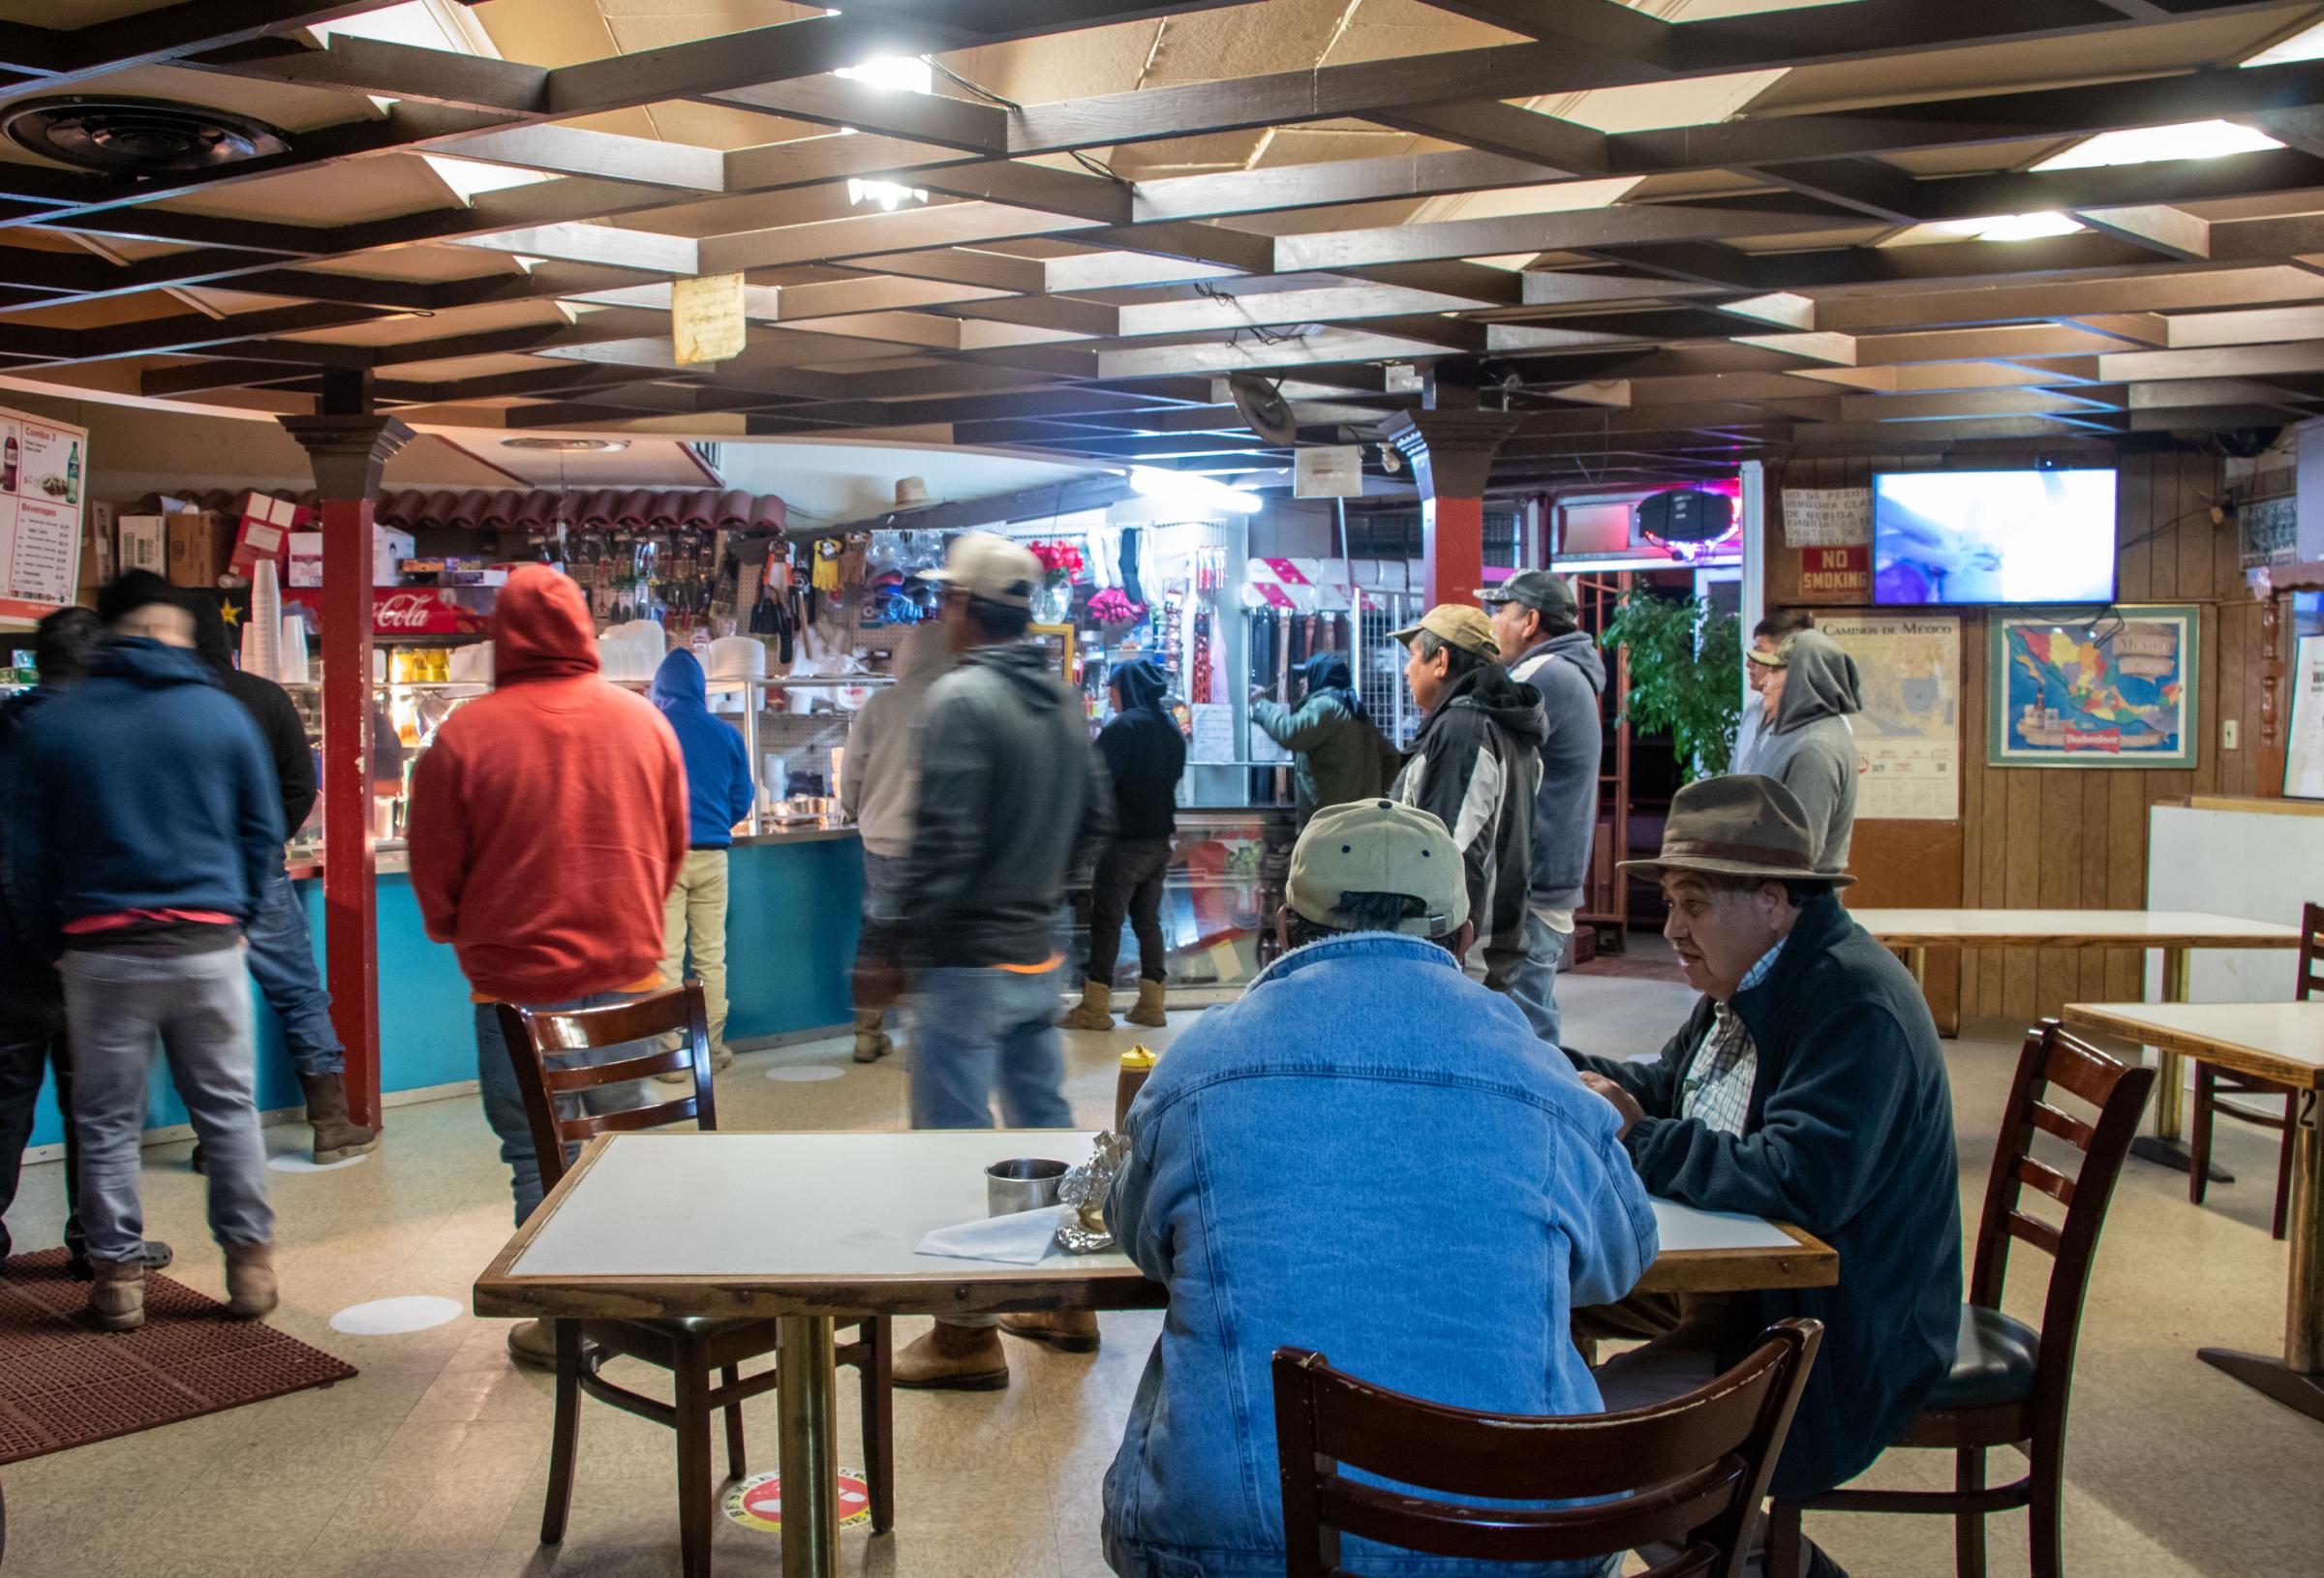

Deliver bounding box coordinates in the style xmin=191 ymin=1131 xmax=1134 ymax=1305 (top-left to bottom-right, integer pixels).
xmin=1101 ymin=798 xmax=1654 ymax=1578
xmin=877 ymin=531 xmax=1114 ymax=1388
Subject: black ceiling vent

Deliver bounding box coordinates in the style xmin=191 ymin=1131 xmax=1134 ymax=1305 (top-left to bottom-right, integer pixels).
xmin=3 ymin=97 xmax=290 ymax=175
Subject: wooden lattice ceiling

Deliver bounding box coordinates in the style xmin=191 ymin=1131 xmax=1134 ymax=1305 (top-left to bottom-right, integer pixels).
xmin=7 ymin=0 xmax=2324 ymax=494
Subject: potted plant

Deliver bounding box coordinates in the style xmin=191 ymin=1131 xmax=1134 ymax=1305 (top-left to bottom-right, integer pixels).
xmin=1599 ymin=591 xmax=1742 ymax=780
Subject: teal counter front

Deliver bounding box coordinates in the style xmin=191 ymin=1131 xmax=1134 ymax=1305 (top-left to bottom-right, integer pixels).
xmin=18 ymin=831 xmax=864 ymax=1150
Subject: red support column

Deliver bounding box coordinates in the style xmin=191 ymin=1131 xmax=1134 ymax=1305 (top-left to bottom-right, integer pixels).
xmin=278 ymin=413 xmax=412 ymax=1129
xmin=1380 ymin=407 xmax=1519 ymax=610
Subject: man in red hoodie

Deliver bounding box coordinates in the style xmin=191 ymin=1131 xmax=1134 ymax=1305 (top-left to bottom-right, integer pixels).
xmin=408 ymin=566 xmax=686 ymax=1363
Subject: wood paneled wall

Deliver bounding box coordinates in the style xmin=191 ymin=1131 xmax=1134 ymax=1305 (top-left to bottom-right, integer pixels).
xmin=1768 ymin=447 xmax=2266 ymax=1023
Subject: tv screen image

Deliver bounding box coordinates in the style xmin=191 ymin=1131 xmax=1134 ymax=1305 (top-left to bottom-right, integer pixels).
xmin=1871 ymin=469 xmax=2117 ymax=606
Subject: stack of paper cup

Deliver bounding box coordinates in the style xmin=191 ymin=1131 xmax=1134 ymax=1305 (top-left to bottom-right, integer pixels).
xmin=245 ymin=560 xmax=284 ymax=680
xmin=279 ymin=611 xmax=311 ymax=683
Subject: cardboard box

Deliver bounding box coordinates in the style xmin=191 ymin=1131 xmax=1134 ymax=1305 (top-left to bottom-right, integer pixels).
xmin=376 ymin=528 xmax=413 ymax=588
xmin=288 ymin=531 xmax=322 ymax=588
xmin=78 ymin=501 xmax=116 ymax=591
xmin=118 ymin=514 xmax=166 ymax=576
xmin=229 ymin=492 xmax=309 ymax=577
xmin=167 ymin=509 xmax=230 ymax=589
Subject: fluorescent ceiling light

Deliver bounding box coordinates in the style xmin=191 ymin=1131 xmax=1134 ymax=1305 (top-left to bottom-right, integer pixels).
xmin=2245 ymin=21 xmax=2324 ymax=67
xmin=2033 ymin=119 xmax=2281 ymax=170
xmin=836 ymin=56 xmax=933 ymax=94
xmin=1127 ymin=467 xmax=1263 ymax=514
xmin=1933 ymin=212 xmax=2084 ymax=242
xmin=846 ymin=178 xmax=927 ymax=210
xmin=422 ymin=154 xmax=554 ymax=203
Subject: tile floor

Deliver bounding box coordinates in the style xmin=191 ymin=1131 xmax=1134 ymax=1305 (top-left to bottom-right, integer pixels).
xmin=2 ymin=951 xmax=2320 ymax=1576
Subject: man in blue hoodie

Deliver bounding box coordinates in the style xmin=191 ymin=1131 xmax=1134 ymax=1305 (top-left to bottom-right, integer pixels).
xmin=650 ymin=648 xmax=757 ymax=1072
xmin=7 ymin=574 xmax=285 ymax=1332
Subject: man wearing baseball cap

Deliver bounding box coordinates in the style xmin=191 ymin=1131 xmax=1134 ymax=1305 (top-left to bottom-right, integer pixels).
xmin=1101 ymin=800 xmax=1655 ymax=1578
xmin=1568 ymin=774 xmax=1959 ymax=1563
xmin=885 ymin=531 xmax=1114 ymax=1387
xmin=1479 ymin=570 xmax=1603 ymax=1045
xmin=1387 ymin=604 xmax=1544 ymax=993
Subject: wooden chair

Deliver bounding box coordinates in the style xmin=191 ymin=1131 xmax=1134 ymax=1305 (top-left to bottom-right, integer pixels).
xmin=2186 ymin=900 xmax=2314 ymax=1238
xmin=1767 ymin=1020 xmax=2154 ymax=1578
xmin=497 ymin=984 xmax=894 ymax=1576
xmin=1273 ymin=1319 xmax=1822 ymax=1578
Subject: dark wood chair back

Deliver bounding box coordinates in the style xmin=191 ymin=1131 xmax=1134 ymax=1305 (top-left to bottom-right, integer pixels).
xmin=2297 ymin=901 xmax=2324 ymax=1001
xmin=1273 ymin=1319 xmax=1822 ymax=1578
xmin=1969 ymin=1021 xmax=2154 ymax=1419
xmin=496 ymin=983 xmax=718 ymax=1194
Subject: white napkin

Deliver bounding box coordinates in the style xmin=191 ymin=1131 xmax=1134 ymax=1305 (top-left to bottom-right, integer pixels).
xmin=914 ymin=1204 xmax=1069 ymax=1266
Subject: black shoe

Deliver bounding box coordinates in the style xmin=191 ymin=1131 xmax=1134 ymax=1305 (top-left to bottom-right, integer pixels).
xmin=66 ymin=1239 xmax=172 ymax=1282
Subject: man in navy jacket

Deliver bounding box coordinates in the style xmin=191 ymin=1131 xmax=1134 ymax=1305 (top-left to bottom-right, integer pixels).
xmin=650 ymin=648 xmax=757 ymax=1071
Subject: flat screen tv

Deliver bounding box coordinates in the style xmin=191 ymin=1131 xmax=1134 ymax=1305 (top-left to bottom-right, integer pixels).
xmin=1871 ymin=468 xmax=2118 ymax=606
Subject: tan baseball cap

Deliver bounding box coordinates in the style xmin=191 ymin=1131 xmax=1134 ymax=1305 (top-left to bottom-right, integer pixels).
xmin=1287 ymin=799 xmax=1470 ymax=937
xmin=924 ymin=530 xmax=1039 ymax=610
xmin=1391 ymin=604 xmax=1500 ymax=662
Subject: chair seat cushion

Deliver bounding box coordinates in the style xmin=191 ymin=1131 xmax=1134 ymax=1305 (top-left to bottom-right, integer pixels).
xmin=1926 ymin=1304 xmax=2039 ymax=1412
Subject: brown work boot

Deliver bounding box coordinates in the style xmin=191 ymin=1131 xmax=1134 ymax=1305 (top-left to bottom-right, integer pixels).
xmin=223 ymin=1242 xmax=279 ymax=1320
xmin=87 ymin=1258 xmax=145 ymax=1331
xmin=1124 ymin=980 xmax=1168 ymax=1028
xmin=892 ymin=1321 xmax=1010 ymax=1390
xmin=851 ymin=1008 xmax=892 ymax=1064
xmin=1059 ymin=980 xmax=1115 ymax=1032
xmin=1000 ymin=1309 xmax=1101 ymax=1353
xmin=507 ymin=1318 xmax=561 ymax=1369
xmin=298 ymin=1072 xmax=381 ymax=1165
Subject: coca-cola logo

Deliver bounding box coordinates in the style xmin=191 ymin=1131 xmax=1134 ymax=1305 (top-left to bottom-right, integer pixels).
xmin=375 ymin=592 xmax=445 ymax=629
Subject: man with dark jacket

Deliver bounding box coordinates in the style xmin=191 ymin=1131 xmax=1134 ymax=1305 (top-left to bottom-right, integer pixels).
xmin=1570 ymin=774 xmax=1960 ymax=1572
xmin=886 ymin=531 xmax=1111 ymax=1388
xmin=1250 ymin=652 xmax=1399 ymax=826
xmin=184 ymin=589 xmax=375 ymax=1165
xmin=650 ymin=647 xmax=757 ymax=1074
xmin=1740 ymin=628 xmax=1863 ymax=876
xmin=1481 ymin=570 xmax=1604 ymax=1045
xmin=0 ymin=606 xmax=172 ymax=1280
xmin=1063 ymin=657 xmax=1187 ymax=1032
xmin=1389 ymin=605 xmax=1544 ymax=992
xmin=8 ymin=575 xmax=286 ymax=1332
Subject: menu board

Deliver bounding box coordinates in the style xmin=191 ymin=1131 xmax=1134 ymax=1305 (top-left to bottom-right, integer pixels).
xmin=0 ymin=403 xmax=88 ymax=624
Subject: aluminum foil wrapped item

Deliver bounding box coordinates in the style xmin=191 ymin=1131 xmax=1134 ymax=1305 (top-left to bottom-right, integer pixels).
xmin=1055 ymin=1131 xmax=1132 ymax=1254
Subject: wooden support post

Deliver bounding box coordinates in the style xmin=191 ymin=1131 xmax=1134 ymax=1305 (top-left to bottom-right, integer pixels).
xmin=1379 ymin=401 xmax=1518 ymax=612
xmin=278 ymin=397 xmax=412 ymax=1129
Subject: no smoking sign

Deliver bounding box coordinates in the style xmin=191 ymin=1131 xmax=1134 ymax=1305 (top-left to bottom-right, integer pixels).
xmin=722 ymin=1468 xmax=874 ymax=1532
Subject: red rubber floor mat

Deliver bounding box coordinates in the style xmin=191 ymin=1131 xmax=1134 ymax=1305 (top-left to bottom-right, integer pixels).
xmin=0 ymin=1249 xmax=356 ymax=1464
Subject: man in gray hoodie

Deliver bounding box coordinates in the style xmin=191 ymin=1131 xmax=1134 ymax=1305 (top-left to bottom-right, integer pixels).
xmin=840 ymin=622 xmax=952 ymax=1062
xmin=879 ymin=531 xmax=1113 ymax=1388
xmin=1480 ymin=570 xmax=1604 ymax=1046
xmin=1742 ymin=628 xmax=1862 ymax=876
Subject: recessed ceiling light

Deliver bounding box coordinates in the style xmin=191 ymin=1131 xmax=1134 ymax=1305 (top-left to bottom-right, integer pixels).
xmin=501 ymin=438 xmax=629 ymax=453
xmin=1935 ymin=212 xmax=2085 ymax=242
xmin=2245 ymin=21 xmax=2324 ymax=67
xmin=2033 ymin=120 xmax=2282 ymax=170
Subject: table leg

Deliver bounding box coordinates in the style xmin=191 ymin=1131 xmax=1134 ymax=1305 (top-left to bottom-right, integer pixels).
xmin=777 ymin=1315 xmax=839 ymax=1578
xmin=2127 ymin=947 xmax=2235 ymax=1182
xmin=2199 ymin=1091 xmax=2324 ymax=1422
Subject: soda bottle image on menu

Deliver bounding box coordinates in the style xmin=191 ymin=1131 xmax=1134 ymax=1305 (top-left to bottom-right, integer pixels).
xmin=64 ymin=440 xmax=78 ymax=504
xmin=1 ymin=432 xmax=15 ymax=493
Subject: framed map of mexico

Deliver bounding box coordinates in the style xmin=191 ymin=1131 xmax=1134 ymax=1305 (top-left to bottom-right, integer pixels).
xmin=1988 ymin=604 xmax=2199 ymax=770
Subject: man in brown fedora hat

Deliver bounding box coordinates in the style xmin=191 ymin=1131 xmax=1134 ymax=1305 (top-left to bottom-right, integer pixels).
xmin=1568 ymin=774 xmax=1960 ymax=1564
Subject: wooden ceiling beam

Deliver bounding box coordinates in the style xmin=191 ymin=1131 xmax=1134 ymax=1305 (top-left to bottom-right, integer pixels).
xmin=1133 ymin=150 xmax=1562 ymax=224
xmin=705 ymin=78 xmax=1007 ymax=154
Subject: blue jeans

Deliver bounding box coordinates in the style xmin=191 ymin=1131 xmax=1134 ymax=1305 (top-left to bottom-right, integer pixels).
xmin=907 ymin=964 xmax=1074 ymax=1132
xmin=60 ymin=944 xmax=274 ymax=1261
xmin=244 ymin=868 xmax=344 ymax=1078
xmin=1502 ymin=909 xmax=1575 ymax=1047
xmin=474 ymin=994 xmax=651 ymax=1225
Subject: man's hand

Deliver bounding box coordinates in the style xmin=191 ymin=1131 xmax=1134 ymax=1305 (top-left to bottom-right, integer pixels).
xmin=1580 ymin=1072 xmax=1644 ymax=1138
xmin=1248 ymin=683 xmax=1269 ymax=705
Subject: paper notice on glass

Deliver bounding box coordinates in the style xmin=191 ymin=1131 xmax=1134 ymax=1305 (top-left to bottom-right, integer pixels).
xmin=1189 ymin=702 xmax=1238 ymax=764
xmin=672 ymin=272 xmax=747 ymax=365
xmin=1815 ymin=612 xmax=1960 ymax=821
xmin=1781 ymin=487 xmax=1871 ymax=548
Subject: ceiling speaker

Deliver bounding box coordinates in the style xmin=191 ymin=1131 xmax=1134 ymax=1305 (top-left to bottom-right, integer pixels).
xmin=1228 ymin=373 xmax=1298 ymax=446
xmin=5 ymin=97 xmax=290 ymax=174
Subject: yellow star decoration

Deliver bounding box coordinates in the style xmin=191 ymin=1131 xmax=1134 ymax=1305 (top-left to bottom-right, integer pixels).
xmin=220 ymin=602 xmax=240 ymax=626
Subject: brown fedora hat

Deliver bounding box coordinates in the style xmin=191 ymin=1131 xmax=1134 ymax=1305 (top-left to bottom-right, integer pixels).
xmin=1618 ymin=773 xmax=1855 ymax=887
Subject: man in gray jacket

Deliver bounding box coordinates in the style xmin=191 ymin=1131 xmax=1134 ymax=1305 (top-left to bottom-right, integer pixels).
xmin=1743 ymin=629 xmax=1862 ymax=875
xmin=1481 ymin=571 xmax=1604 ymax=1045
xmin=883 ymin=531 xmax=1113 ymax=1388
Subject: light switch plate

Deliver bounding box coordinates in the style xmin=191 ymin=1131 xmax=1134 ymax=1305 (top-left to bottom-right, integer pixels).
xmin=2223 ymin=718 xmax=2240 ymax=750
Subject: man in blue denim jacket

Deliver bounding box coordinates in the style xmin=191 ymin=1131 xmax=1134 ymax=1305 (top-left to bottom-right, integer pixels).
xmin=1103 ymin=800 xmax=1659 ymax=1578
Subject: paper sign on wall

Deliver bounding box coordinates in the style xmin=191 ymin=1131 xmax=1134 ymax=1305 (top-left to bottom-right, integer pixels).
xmin=1294 ymin=445 xmax=1363 ymax=498
xmin=672 ymin=272 xmax=747 ymax=365
xmin=1781 ymin=488 xmax=1870 ymax=548
xmin=0 ymin=404 xmax=88 ymax=624
xmin=1814 ymin=613 xmax=1961 ymax=821
xmin=1189 ymin=702 xmax=1238 ymax=764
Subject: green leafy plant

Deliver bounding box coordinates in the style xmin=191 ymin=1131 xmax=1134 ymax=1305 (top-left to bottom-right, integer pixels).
xmin=1599 ymin=592 xmax=1743 ymax=780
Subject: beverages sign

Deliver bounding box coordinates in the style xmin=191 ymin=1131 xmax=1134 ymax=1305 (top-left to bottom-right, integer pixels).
xmin=0 ymin=403 xmax=90 ymax=624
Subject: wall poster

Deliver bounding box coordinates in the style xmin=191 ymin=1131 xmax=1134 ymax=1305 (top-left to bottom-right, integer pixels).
xmin=2283 ymin=634 xmax=2324 ymax=800
xmin=0 ymin=403 xmax=89 ymax=624
xmin=1988 ymin=604 xmax=2199 ymax=770
xmin=1816 ymin=612 xmax=1960 ymax=820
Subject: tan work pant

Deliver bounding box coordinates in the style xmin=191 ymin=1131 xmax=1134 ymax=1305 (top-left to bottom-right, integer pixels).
xmin=659 ymin=848 xmax=732 ymax=1056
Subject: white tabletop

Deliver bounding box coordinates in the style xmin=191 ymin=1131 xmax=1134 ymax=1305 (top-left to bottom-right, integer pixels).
xmin=1848 ymin=908 xmax=2304 ymax=949
xmin=2064 ymin=1000 xmax=2324 ymax=1089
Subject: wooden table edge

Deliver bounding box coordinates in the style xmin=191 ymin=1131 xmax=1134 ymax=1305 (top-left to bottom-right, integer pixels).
xmin=2063 ymin=1003 xmax=2324 ymax=1090
xmin=1864 ymin=931 xmax=2302 ymax=951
